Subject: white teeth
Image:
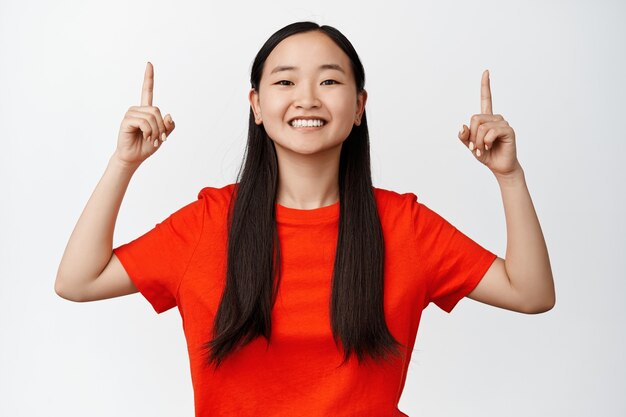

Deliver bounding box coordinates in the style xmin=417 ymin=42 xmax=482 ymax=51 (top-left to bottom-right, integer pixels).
xmin=290 ymin=119 xmax=325 ymax=128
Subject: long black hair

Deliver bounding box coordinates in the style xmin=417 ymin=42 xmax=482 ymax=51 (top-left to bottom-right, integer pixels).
xmin=201 ymin=21 xmax=405 ymax=370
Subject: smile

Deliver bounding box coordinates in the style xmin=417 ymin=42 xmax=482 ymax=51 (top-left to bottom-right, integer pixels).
xmin=289 ymin=119 xmax=326 ymax=128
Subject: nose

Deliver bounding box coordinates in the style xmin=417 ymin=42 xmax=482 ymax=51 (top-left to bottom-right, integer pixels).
xmin=293 ymin=82 xmax=321 ymax=109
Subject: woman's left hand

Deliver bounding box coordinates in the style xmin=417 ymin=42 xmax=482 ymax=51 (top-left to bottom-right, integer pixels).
xmin=458 ymin=70 xmax=520 ymax=177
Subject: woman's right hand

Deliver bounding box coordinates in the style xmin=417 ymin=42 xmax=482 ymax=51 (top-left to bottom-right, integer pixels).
xmin=113 ymin=62 xmax=175 ymax=168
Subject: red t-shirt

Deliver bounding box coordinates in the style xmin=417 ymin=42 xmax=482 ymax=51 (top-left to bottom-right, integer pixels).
xmin=113 ymin=183 xmax=497 ymax=417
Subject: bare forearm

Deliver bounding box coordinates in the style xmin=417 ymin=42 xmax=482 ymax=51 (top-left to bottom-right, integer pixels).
xmin=55 ymin=154 xmax=138 ymax=295
xmin=496 ymin=163 xmax=555 ymax=311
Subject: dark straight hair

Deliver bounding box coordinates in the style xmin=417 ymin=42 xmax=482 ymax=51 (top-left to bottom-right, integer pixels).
xmin=201 ymin=21 xmax=405 ymax=370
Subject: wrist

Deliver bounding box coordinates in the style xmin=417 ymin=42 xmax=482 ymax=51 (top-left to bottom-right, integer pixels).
xmin=495 ymin=162 xmax=525 ymax=187
xmin=109 ymin=153 xmax=141 ymax=173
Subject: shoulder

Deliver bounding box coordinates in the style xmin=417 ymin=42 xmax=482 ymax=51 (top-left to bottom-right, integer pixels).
xmin=373 ymin=186 xmax=417 ymax=201
xmin=178 ymin=183 xmax=237 ymax=223
xmin=372 ymin=186 xmax=423 ymax=232
xmin=373 ymin=186 xmax=419 ymax=213
xmin=197 ymin=182 xmax=237 ymax=206
xmin=372 ymin=186 xmax=451 ymax=232
xmin=197 ymin=183 xmax=237 ymax=213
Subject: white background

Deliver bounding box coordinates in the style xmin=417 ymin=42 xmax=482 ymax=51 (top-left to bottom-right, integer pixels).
xmin=1 ymin=0 xmax=624 ymax=416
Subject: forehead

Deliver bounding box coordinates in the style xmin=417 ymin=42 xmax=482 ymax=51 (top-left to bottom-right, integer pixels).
xmin=263 ymin=31 xmax=351 ymax=76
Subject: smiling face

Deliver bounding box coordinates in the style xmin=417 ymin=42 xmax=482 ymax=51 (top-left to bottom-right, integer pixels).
xmin=249 ymin=30 xmax=367 ymax=156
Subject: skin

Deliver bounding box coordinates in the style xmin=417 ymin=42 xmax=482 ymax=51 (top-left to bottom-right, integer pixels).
xmin=56 ymin=52 xmax=555 ymax=315
xmin=55 ymin=62 xmax=175 ymax=301
xmin=460 ymin=70 xmax=555 ymax=314
xmin=115 ymin=62 xmax=176 ymax=168
xmin=248 ymin=31 xmax=366 ymax=209
xmin=249 ymin=33 xmax=555 ymax=314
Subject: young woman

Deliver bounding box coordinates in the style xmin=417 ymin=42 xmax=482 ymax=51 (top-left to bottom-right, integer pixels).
xmin=56 ymin=21 xmax=555 ymax=417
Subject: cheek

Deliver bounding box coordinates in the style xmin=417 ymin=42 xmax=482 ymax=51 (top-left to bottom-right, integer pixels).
xmin=330 ymin=88 xmax=357 ymax=109
xmin=331 ymin=94 xmax=357 ymax=122
xmin=259 ymin=94 xmax=285 ymax=117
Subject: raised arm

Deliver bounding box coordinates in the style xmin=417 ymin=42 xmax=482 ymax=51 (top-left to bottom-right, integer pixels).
xmin=458 ymin=70 xmax=555 ymax=314
xmin=55 ymin=62 xmax=175 ymax=302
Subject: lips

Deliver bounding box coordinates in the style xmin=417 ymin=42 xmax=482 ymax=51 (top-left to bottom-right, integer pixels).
xmin=287 ymin=116 xmax=328 ymax=124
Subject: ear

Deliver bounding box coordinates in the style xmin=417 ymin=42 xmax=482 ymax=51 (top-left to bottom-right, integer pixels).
xmin=248 ymin=88 xmax=263 ymax=125
xmin=354 ymin=89 xmax=368 ymax=126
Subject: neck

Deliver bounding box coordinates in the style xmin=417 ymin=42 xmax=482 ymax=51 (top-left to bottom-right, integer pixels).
xmin=274 ymin=143 xmax=341 ymax=210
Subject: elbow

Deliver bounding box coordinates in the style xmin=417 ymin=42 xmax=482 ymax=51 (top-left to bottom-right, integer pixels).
xmin=524 ymin=295 xmax=556 ymax=314
xmin=54 ymin=276 xmax=84 ymax=302
xmin=54 ymin=279 xmax=72 ymax=301
xmin=526 ymin=303 xmax=554 ymax=315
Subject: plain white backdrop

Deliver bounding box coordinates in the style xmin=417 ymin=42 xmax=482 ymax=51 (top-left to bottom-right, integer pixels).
xmin=1 ymin=0 xmax=624 ymax=416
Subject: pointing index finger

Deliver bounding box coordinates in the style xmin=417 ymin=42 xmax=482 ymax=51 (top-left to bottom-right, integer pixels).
xmin=481 ymin=69 xmax=493 ymax=115
xmin=141 ymin=62 xmax=154 ymax=106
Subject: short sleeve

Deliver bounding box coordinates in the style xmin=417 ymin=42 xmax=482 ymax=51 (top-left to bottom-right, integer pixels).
xmin=408 ymin=193 xmax=498 ymax=313
xmin=112 ymin=191 xmax=207 ymax=314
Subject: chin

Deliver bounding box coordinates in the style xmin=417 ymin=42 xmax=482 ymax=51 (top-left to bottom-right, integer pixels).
xmin=273 ymin=139 xmax=344 ymax=157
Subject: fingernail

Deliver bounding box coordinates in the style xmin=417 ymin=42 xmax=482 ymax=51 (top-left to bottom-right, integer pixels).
xmin=476 ymin=149 xmax=481 ymax=157
xmin=153 ymin=139 xmax=159 ymax=147
xmin=485 ymin=144 xmax=489 ymax=151
xmin=469 ymin=141 xmax=474 ymax=151
xmin=161 ymin=132 xmax=167 ymax=142
xmin=459 ymin=126 xmax=464 ymax=136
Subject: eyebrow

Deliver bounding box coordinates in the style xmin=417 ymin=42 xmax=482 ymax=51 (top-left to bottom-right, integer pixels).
xmin=270 ymin=64 xmax=345 ymax=75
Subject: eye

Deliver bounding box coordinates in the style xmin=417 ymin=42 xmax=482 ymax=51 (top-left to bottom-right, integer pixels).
xmin=321 ymin=80 xmax=339 ymax=85
xmin=275 ymin=80 xmax=293 ymax=86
